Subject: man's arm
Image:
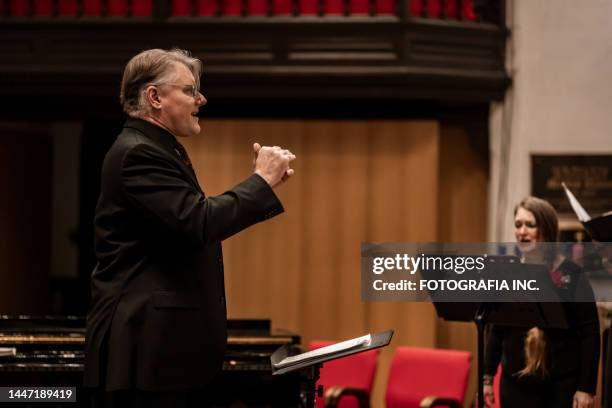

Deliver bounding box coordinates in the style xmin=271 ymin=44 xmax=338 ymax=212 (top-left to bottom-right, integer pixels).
xmin=120 ymin=143 xmax=285 ymax=246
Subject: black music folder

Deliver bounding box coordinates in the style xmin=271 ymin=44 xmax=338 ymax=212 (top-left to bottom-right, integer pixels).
xmin=563 ymin=182 xmax=612 ymax=241
xmin=271 ymin=330 xmax=393 ymax=376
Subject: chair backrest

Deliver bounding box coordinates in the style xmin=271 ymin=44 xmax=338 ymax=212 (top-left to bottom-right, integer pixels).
xmin=385 ymin=346 xmax=471 ymax=408
xmin=309 ymin=340 xmax=380 ymax=408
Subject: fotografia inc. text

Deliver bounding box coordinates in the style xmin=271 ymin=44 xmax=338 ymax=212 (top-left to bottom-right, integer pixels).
xmin=372 ymin=279 xmax=540 ymax=292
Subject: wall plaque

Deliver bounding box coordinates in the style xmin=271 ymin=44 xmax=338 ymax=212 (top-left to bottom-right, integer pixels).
xmin=531 ymin=155 xmax=612 ymax=215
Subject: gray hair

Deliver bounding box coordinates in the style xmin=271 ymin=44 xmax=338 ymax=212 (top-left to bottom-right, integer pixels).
xmin=120 ymin=48 xmax=202 ymax=116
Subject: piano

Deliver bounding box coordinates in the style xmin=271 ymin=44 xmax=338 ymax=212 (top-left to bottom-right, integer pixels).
xmin=0 ymin=316 xmax=302 ymax=407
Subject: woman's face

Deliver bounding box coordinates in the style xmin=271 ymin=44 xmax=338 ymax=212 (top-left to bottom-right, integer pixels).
xmin=515 ymin=207 xmax=539 ymax=248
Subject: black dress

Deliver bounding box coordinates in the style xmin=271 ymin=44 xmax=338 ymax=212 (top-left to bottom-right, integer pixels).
xmin=484 ymin=260 xmax=600 ymax=407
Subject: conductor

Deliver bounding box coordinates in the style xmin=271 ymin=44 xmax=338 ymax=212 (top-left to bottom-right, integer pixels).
xmin=84 ymin=48 xmax=295 ymax=407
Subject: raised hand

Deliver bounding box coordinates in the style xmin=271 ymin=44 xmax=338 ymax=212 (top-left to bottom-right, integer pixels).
xmin=253 ymin=143 xmax=295 ymax=188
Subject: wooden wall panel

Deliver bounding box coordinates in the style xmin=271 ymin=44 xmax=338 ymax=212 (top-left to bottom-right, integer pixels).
xmin=364 ymin=121 xmax=440 ymax=408
xmin=0 ymin=117 xmax=489 ymax=407
xmin=436 ymin=124 xmax=489 ymax=406
xmin=334 ymin=122 xmax=369 ymax=339
xmin=183 ymin=119 xmax=486 ymax=408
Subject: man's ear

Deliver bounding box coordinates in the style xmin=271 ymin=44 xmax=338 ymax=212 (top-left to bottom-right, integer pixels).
xmin=145 ymin=85 xmax=162 ymax=110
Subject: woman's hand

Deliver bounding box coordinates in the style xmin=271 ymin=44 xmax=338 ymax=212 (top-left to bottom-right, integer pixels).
xmin=572 ymin=390 xmax=594 ymax=408
xmin=483 ymin=384 xmax=495 ymax=408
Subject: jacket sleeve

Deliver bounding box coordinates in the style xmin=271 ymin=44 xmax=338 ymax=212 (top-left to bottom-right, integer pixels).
xmin=575 ymin=300 xmax=600 ymax=394
xmin=120 ymin=143 xmax=284 ymax=246
xmin=572 ymin=275 xmax=600 ymax=394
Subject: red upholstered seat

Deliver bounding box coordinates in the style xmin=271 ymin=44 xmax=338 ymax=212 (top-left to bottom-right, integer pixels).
xmin=444 ymin=0 xmax=457 ymax=18
xmin=375 ymin=0 xmax=393 ymax=15
xmin=248 ymin=0 xmax=267 ymax=15
xmin=196 ymin=0 xmax=215 ymax=16
xmin=309 ymin=340 xmax=380 ymax=408
xmin=82 ymin=0 xmax=102 ymax=16
xmin=132 ymin=0 xmax=152 ymax=16
xmin=298 ymin=0 xmax=317 ymax=15
xmin=107 ymin=0 xmax=128 ymax=16
xmin=409 ymin=0 xmax=476 ymax=20
xmin=426 ymin=0 xmax=439 ymax=17
xmin=222 ymin=0 xmax=241 ymax=16
xmin=10 ymin=0 xmax=29 ymax=16
xmin=272 ymin=0 xmax=292 ymax=15
xmin=58 ymin=0 xmax=78 ymax=16
xmin=33 ymin=0 xmax=53 ymax=16
xmin=462 ymin=0 xmax=475 ymax=20
xmin=172 ymin=0 xmax=192 ymax=16
xmin=349 ymin=0 xmax=368 ymax=14
xmin=324 ymin=0 xmax=343 ymax=15
xmin=385 ymin=346 xmax=471 ymax=408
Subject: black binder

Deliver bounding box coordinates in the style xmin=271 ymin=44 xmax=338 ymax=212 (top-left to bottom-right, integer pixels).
xmin=563 ymin=182 xmax=612 ymax=241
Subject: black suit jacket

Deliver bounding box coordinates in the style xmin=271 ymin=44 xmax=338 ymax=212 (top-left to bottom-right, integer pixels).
xmin=84 ymin=118 xmax=284 ymax=391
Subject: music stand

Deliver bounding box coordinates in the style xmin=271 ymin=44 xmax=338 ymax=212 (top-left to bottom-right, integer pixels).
xmin=271 ymin=330 xmax=393 ymax=408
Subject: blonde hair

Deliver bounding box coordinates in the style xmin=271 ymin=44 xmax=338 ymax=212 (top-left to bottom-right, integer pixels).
xmin=517 ymin=327 xmax=547 ymax=378
xmin=119 ymin=48 xmax=202 ymax=116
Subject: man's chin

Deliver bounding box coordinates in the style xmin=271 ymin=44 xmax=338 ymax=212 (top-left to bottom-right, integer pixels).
xmin=177 ymin=127 xmax=200 ymax=138
xmin=190 ymin=122 xmax=201 ymax=136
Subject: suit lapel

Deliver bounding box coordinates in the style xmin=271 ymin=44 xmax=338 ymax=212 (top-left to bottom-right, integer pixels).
xmin=123 ymin=117 xmax=205 ymax=195
xmin=169 ymin=146 xmax=204 ymax=194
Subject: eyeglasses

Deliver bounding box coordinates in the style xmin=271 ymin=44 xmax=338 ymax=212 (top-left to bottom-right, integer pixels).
xmin=152 ymin=83 xmax=201 ymax=98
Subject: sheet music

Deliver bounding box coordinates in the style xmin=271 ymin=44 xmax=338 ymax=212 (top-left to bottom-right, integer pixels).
xmin=562 ymin=182 xmax=591 ymax=222
xmin=273 ymin=334 xmax=372 ymax=369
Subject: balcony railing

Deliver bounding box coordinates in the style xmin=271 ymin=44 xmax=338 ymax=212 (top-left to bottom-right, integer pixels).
xmin=0 ymin=0 xmax=502 ymax=23
xmin=0 ymin=0 xmax=508 ymax=111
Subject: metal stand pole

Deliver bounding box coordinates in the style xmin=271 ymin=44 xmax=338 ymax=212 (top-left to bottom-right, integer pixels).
xmin=300 ymin=363 xmax=322 ymax=408
xmin=474 ymin=304 xmax=490 ymax=408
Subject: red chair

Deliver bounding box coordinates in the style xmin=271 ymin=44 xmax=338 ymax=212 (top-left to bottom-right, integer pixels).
xmin=385 ymin=346 xmax=471 ymax=408
xmin=477 ymin=364 xmax=501 ymax=408
xmin=309 ymin=340 xmax=380 ymax=408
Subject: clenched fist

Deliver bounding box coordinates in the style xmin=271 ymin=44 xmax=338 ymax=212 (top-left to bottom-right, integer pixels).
xmin=253 ymin=143 xmax=296 ymax=188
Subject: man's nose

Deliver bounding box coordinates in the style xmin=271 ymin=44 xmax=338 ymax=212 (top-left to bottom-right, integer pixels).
xmin=198 ymin=93 xmax=207 ymax=106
